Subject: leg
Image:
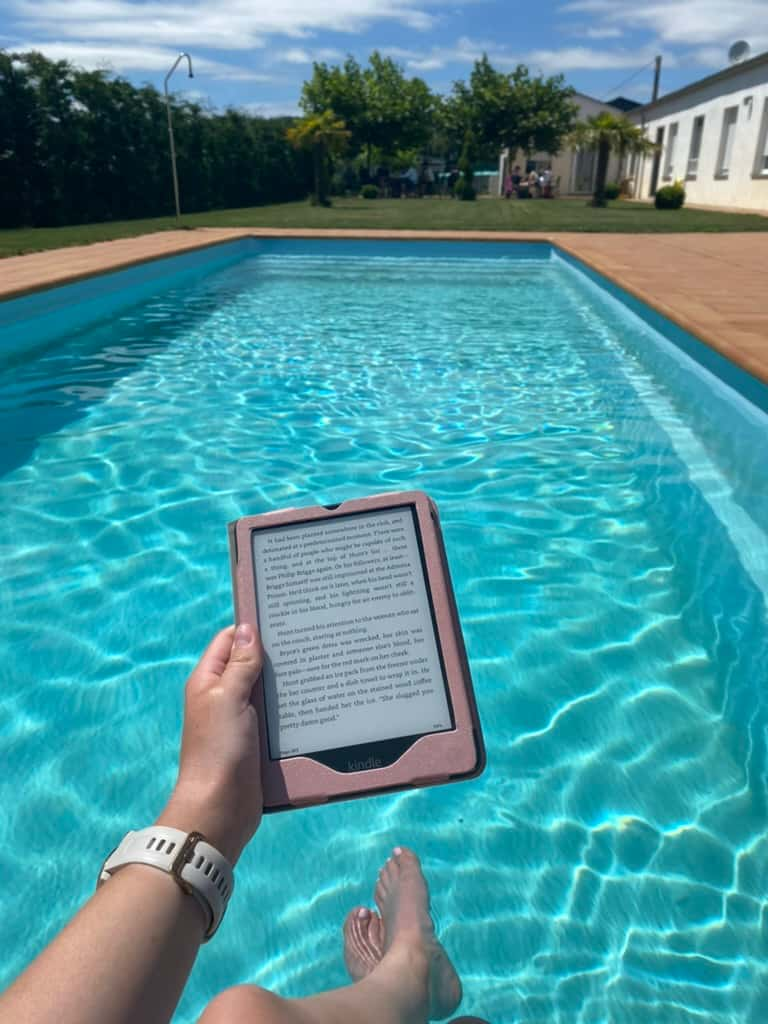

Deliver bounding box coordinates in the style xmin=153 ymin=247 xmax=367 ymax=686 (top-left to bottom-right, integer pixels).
xmin=199 ymin=848 xmax=462 ymax=1024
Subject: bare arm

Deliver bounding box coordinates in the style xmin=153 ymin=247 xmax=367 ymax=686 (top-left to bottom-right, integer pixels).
xmin=0 ymin=624 xmax=263 ymax=1024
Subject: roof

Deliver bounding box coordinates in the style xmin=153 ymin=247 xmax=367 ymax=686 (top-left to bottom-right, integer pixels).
xmin=640 ymin=48 xmax=768 ymax=113
xmin=572 ymin=89 xmax=618 ymax=108
xmin=570 ymin=90 xmax=643 ymax=114
xmin=607 ymin=96 xmax=642 ymax=112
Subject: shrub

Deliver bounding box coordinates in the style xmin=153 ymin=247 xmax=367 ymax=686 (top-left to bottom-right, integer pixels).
xmin=360 ymin=184 xmax=379 ymax=199
xmin=454 ymin=128 xmax=476 ymax=200
xmin=603 ymin=182 xmax=621 ymax=201
xmin=454 ymin=176 xmax=476 ymax=201
xmin=655 ymin=182 xmax=685 ymax=209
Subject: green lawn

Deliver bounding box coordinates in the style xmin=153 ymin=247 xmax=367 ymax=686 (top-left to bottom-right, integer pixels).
xmin=2 ymin=197 xmax=766 ymax=257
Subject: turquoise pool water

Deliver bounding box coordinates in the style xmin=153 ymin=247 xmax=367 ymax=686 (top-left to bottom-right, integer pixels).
xmin=2 ymin=240 xmax=768 ymax=1022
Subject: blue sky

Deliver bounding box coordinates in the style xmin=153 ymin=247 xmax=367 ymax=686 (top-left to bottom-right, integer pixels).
xmin=1 ymin=0 xmax=765 ymax=115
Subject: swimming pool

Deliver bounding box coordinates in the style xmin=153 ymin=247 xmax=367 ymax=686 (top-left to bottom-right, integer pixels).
xmin=1 ymin=239 xmax=767 ymax=1022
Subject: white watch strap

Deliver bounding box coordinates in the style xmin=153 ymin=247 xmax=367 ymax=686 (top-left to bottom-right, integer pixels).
xmin=99 ymin=827 xmax=234 ymax=940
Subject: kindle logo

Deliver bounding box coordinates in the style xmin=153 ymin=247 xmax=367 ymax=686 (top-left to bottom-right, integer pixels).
xmin=348 ymin=756 xmax=383 ymax=771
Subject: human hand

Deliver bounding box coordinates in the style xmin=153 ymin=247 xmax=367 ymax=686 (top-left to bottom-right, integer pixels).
xmin=156 ymin=624 xmax=264 ymax=865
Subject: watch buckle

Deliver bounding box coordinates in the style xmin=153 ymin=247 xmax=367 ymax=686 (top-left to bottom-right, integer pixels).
xmin=171 ymin=830 xmax=205 ymax=894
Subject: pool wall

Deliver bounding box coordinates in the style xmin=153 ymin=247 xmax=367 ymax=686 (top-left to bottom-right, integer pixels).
xmin=0 ymin=239 xmax=252 ymax=361
xmin=3 ymin=235 xmax=767 ymax=418
xmin=0 ymin=238 xmax=552 ymax=362
xmin=554 ymin=246 xmax=768 ymax=416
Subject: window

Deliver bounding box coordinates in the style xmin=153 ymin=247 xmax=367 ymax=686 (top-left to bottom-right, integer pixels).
xmin=687 ymin=115 xmax=704 ymax=178
xmin=754 ymin=99 xmax=768 ymax=177
xmin=716 ymin=106 xmax=738 ymax=178
xmin=663 ymin=122 xmax=678 ymax=179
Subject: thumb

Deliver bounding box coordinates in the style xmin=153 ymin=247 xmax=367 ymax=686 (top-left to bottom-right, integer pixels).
xmin=222 ymin=623 xmax=263 ymax=700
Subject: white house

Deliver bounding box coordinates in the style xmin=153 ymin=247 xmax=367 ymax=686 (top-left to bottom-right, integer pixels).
xmin=497 ymin=92 xmax=635 ymax=196
xmin=628 ymin=49 xmax=768 ymax=210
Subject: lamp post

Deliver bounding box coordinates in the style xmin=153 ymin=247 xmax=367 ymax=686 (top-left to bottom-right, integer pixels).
xmin=164 ymin=52 xmax=194 ymax=221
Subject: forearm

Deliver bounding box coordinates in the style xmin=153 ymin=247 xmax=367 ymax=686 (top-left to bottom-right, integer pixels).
xmin=0 ymin=862 xmax=206 ymax=1024
xmin=0 ymin=625 xmax=262 ymax=1024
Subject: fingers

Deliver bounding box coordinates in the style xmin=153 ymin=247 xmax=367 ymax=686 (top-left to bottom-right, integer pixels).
xmin=192 ymin=626 xmax=237 ymax=682
xmin=221 ymin=623 xmax=264 ymax=701
xmin=187 ymin=625 xmax=263 ymax=701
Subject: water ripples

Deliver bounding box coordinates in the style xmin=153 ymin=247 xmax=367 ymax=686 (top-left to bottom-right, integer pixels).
xmin=1 ymin=250 xmax=768 ymax=1021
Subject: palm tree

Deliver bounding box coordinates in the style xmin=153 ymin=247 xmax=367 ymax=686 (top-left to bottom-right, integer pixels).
xmin=569 ymin=113 xmax=656 ymax=207
xmin=286 ymin=110 xmax=350 ymax=206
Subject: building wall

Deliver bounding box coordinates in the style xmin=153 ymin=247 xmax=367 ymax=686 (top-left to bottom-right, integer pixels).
xmin=498 ymin=93 xmax=624 ymax=196
xmin=631 ymin=59 xmax=768 ymax=210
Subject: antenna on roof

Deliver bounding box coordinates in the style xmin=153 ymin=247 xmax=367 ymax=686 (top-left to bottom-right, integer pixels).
xmin=728 ymin=40 xmax=751 ymax=65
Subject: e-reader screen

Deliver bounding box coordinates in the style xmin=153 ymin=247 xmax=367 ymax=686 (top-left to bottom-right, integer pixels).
xmin=250 ymin=506 xmax=454 ymax=760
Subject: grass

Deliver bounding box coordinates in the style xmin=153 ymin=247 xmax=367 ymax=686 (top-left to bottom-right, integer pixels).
xmin=2 ymin=197 xmax=766 ymax=257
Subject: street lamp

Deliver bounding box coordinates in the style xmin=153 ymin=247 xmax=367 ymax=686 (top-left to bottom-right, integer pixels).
xmin=164 ymin=52 xmax=194 ymax=221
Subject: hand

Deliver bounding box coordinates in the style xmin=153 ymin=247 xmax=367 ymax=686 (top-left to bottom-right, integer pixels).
xmin=156 ymin=624 xmax=264 ymax=865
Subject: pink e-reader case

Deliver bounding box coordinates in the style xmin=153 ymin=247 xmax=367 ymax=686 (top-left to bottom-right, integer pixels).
xmin=228 ymin=491 xmax=485 ymax=811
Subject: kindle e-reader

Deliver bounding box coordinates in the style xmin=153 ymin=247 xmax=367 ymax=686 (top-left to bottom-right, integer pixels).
xmin=228 ymin=491 xmax=485 ymax=811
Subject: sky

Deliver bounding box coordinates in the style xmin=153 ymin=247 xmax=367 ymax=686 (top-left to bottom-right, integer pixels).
xmin=1 ymin=0 xmax=766 ymax=116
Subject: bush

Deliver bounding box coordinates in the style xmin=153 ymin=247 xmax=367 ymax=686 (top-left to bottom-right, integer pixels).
xmin=603 ymin=182 xmax=621 ymax=201
xmin=360 ymin=184 xmax=379 ymax=199
xmin=454 ymin=176 xmax=476 ymax=201
xmin=655 ymin=182 xmax=686 ymax=209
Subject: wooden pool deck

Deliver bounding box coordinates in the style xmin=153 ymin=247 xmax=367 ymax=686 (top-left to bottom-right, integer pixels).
xmin=2 ymin=228 xmax=767 ymax=388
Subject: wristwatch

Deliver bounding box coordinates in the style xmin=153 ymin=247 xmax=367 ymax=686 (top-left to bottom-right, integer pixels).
xmin=98 ymin=827 xmax=234 ymax=941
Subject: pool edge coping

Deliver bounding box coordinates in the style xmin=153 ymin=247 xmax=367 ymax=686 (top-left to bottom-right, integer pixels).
xmin=2 ymin=227 xmax=766 ymax=391
xmin=0 ymin=229 xmax=253 ymax=302
xmin=547 ymin=237 xmax=768 ymax=390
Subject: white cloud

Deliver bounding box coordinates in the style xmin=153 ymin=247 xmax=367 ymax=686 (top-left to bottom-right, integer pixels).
xmin=243 ymin=100 xmax=301 ymax=117
xmin=382 ymin=37 xmax=666 ymax=74
xmin=559 ymin=0 xmax=768 ymax=52
xmin=12 ymin=40 xmax=271 ymax=80
xmin=582 ymin=27 xmax=623 ymax=40
xmin=405 ymin=57 xmax=447 ymax=71
xmin=381 ymin=37 xmax=506 ymax=72
xmin=526 ymin=45 xmax=664 ymax=73
xmin=688 ymin=45 xmax=745 ymax=68
xmin=8 ymin=0 xmax=439 ymax=56
xmin=274 ymin=47 xmax=344 ymax=64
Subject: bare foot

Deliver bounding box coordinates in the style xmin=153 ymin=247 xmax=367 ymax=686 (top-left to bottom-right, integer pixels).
xmin=343 ymin=906 xmax=384 ymax=981
xmin=373 ymin=847 xmax=462 ymax=1020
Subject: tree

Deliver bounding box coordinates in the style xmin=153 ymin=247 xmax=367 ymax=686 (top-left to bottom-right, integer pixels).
xmin=442 ymin=56 xmax=511 ymax=161
xmin=300 ymin=52 xmax=434 ymax=172
xmin=455 ymin=130 xmax=477 ymax=200
xmin=300 ymin=57 xmax=366 ymax=144
xmin=569 ymin=113 xmax=656 ymax=207
xmin=501 ymin=65 xmax=579 ymax=157
xmin=0 ymin=51 xmax=46 ymax=225
xmin=0 ymin=50 xmax=313 ymax=227
xmin=286 ymin=110 xmax=350 ymax=206
xmin=443 ymin=56 xmax=578 ymax=175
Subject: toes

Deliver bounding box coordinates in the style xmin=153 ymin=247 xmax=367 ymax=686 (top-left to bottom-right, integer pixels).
xmin=367 ymin=908 xmax=384 ymax=957
xmin=355 ymin=908 xmax=384 ymax=957
xmin=344 ymin=907 xmax=368 ymax=960
xmin=392 ymin=846 xmax=420 ymax=871
xmin=344 ymin=906 xmax=383 ymax=948
xmin=343 ymin=906 xmax=368 ymax=940
xmin=374 ymin=846 xmax=423 ymax=918
xmin=343 ymin=904 xmax=386 ymax=983
xmin=344 ymin=906 xmax=378 ymax=980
